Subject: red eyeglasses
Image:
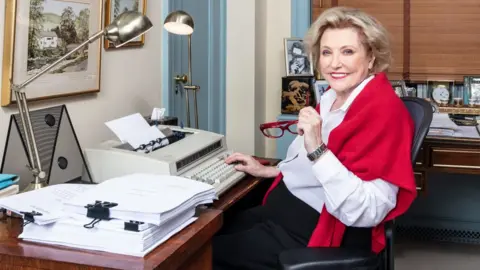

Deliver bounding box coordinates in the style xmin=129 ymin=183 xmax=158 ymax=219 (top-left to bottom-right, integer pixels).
xmin=260 ymin=92 xmax=314 ymax=138
xmin=259 ymin=120 xmax=299 ymax=138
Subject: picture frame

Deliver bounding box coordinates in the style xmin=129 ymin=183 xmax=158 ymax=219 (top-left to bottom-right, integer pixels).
xmin=104 ymin=0 xmax=147 ymax=50
xmin=464 ymin=76 xmax=480 ymax=104
xmin=389 ymin=80 xmax=408 ymax=98
xmin=313 ymin=80 xmax=329 ymax=104
xmin=1 ymin=0 xmax=102 ymax=107
xmin=284 ymin=38 xmax=314 ymax=77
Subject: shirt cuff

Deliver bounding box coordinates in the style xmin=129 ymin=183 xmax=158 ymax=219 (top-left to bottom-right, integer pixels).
xmin=311 ymin=150 xmax=347 ymax=186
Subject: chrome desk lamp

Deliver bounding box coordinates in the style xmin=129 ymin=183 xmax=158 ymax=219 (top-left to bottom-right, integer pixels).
xmin=12 ymin=11 xmax=153 ymax=192
xmin=164 ymin=10 xmax=200 ymax=129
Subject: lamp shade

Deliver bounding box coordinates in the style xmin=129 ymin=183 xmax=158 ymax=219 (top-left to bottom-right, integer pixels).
xmin=163 ymin=10 xmax=194 ymax=35
xmin=104 ymin=11 xmax=153 ymax=48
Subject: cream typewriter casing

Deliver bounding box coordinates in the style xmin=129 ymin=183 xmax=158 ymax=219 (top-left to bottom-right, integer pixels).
xmin=83 ymin=125 xmax=229 ymax=183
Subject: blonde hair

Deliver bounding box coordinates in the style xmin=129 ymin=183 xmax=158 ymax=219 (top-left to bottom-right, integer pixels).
xmin=304 ymin=6 xmax=391 ymax=74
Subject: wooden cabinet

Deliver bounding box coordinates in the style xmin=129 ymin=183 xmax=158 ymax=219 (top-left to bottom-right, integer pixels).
xmin=311 ymin=0 xmax=480 ymax=81
xmin=414 ymin=137 xmax=480 ymax=195
xmin=414 ymin=172 xmax=425 ymax=192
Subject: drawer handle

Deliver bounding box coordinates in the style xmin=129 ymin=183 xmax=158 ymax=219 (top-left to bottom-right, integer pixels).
xmin=433 ymin=149 xmax=480 ymax=155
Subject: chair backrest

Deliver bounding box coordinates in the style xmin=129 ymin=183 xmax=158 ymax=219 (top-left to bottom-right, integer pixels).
xmin=383 ymin=97 xmax=433 ymax=270
xmin=400 ymin=97 xmax=433 ymax=165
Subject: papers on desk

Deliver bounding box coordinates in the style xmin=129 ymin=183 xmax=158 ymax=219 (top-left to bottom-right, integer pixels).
xmin=105 ymin=113 xmax=166 ymax=149
xmin=63 ymin=174 xmax=217 ymax=226
xmin=0 ymin=173 xmax=216 ymax=257
xmin=0 ymin=184 xmax=93 ymax=225
xmin=428 ymin=113 xmax=480 ymax=138
xmin=21 ymin=209 xmax=197 ymax=257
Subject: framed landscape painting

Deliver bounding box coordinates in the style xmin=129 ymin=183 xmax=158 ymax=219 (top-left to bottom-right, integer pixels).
xmin=104 ymin=0 xmax=147 ymax=49
xmin=1 ymin=0 xmax=102 ymax=106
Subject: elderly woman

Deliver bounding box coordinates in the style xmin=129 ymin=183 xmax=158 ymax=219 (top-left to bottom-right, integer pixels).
xmin=212 ymin=6 xmax=417 ymax=270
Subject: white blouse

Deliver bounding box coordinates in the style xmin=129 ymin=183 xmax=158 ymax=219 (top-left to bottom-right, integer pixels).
xmin=278 ymin=75 xmax=399 ymax=228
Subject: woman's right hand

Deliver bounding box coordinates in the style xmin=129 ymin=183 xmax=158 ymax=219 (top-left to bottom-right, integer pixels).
xmin=225 ymin=153 xmax=279 ymax=178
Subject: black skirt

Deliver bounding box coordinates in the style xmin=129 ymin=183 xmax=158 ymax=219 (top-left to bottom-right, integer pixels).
xmin=212 ymin=179 xmax=372 ymax=270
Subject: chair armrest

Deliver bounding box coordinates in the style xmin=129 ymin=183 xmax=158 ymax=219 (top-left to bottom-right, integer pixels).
xmin=278 ymin=247 xmax=380 ymax=270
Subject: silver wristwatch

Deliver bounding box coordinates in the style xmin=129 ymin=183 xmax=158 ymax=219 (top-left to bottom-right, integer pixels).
xmin=307 ymin=143 xmax=328 ymax=161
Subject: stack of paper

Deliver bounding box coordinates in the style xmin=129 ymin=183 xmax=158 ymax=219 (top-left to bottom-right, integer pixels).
xmin=12 ymin=173 xmax=216 ymax=257
xmin=0 ymin=184 xmax=94 ymax=224
xmin=62 ymin=174 xmax=216 ymax=225
xmin=21 ymin=209 xmax=197 ymax=256
xmin=428 ymin=113 xmax=458 ymax=137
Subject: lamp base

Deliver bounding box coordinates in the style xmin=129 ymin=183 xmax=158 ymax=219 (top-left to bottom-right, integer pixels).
xmin=22 ymin=181 xmax=47 ymax=193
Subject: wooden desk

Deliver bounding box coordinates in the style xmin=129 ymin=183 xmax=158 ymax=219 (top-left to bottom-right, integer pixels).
xmin=0 ymin=158 xmax=281 ymax=270
xmin=0 ymin=209 xmax=222 ymax=270
xmin=212 ymin=158 xmax=280 ymax=211
xmin=414 ymin=136 xmax=480 ymax=194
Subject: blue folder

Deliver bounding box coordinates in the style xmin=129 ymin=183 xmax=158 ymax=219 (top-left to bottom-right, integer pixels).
xmin=0 ymin=174 xmax=19 ymax=190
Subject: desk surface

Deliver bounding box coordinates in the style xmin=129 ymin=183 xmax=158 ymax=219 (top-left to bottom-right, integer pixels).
xmin=212 ymin=157 xmax=280 ymax=211
xmin=0 ymin=158 xmax=281 ymax=270
xmin=0 ymin=209 xmax=222 ymax=270
xmin=426 ymin=135 xmax=480 ymax=143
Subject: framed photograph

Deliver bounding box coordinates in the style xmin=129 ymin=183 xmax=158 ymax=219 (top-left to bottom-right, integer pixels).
xmin=284 ymin=38 xmax=314 ymax=77
xmin=389 ymin=80 xmax=407 ymax=98
xmin=313 ymin=80 xmax=329 ymax=104
xmin=1 ymin=0 xmax=102 ymax=107
xmin=464 ymin=76 xmax=480 ymax=104
xmin=104 ymin=0 xmax=147 ymax=49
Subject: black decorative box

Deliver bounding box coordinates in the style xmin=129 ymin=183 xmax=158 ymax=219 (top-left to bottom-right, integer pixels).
xmin=281 ymin=76 xmax=316 ymax=114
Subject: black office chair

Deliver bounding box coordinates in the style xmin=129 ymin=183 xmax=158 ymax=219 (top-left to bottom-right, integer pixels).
xmin=278 ymin=97 xmax=433 ymax=270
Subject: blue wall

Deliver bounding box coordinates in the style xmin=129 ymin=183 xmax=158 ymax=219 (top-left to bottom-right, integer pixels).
xmin=291 ymin=0 xmax=311 ymax=39
xmin=161 ymin=1 xmax=226 ymax=135
xmin=276 ymin=0 xmax=312 ymax=159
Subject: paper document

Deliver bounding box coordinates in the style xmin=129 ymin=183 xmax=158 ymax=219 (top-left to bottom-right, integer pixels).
xmin=15 ymin=174 xmax=216 ymax=257
xmin=0 ymin=184 xmax=94 ymax=225
xmin=21 ymin=216 xmax=197 ymax=257
xmin=128 ymin=126 xmax=165 ymax=149
xmin=105 ymin=113 xmax=165 ymax=148
xmin=63 ymin=173 xmax=217 ymax=225
xmin=430 ymin=113 xmax=458 ymax=130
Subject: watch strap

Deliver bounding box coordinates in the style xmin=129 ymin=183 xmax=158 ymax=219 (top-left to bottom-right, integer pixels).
xmin=307 ymin=143 xmax=328 ymax=161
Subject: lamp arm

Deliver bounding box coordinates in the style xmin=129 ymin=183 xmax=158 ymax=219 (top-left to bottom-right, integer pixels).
xmin=15 ymin=91 xmax=43 ymax=180
xmin=14 ymin=30 xmax=105 ymax=92
xmin=10 ymin=29 xmax=104 ymax=189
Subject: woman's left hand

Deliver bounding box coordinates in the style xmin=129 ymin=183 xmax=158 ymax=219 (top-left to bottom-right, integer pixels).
xmin=297 ymin=107 xmax=323 ymax=153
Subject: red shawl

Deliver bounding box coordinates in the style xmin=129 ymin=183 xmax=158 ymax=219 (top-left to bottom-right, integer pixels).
xmin=262 ymin=72 xmax=417 ymax=253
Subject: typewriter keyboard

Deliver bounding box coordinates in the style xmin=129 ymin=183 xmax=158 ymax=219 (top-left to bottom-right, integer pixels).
xmin=182 ymin=153 xmax=246 ymax=196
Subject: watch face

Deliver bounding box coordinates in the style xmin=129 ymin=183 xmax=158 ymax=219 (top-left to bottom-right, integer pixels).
xmin=432 ymin=85 xmax=450 ymax=104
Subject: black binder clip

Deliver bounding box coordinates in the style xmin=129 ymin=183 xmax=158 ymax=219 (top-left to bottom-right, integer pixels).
xmin=124 ymin=220 xmax=145 ymax=232
xmin=20 ymin=211 xmax=43 ymax=227
xmin=83 ymin=200 xmax=118 ymax=229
